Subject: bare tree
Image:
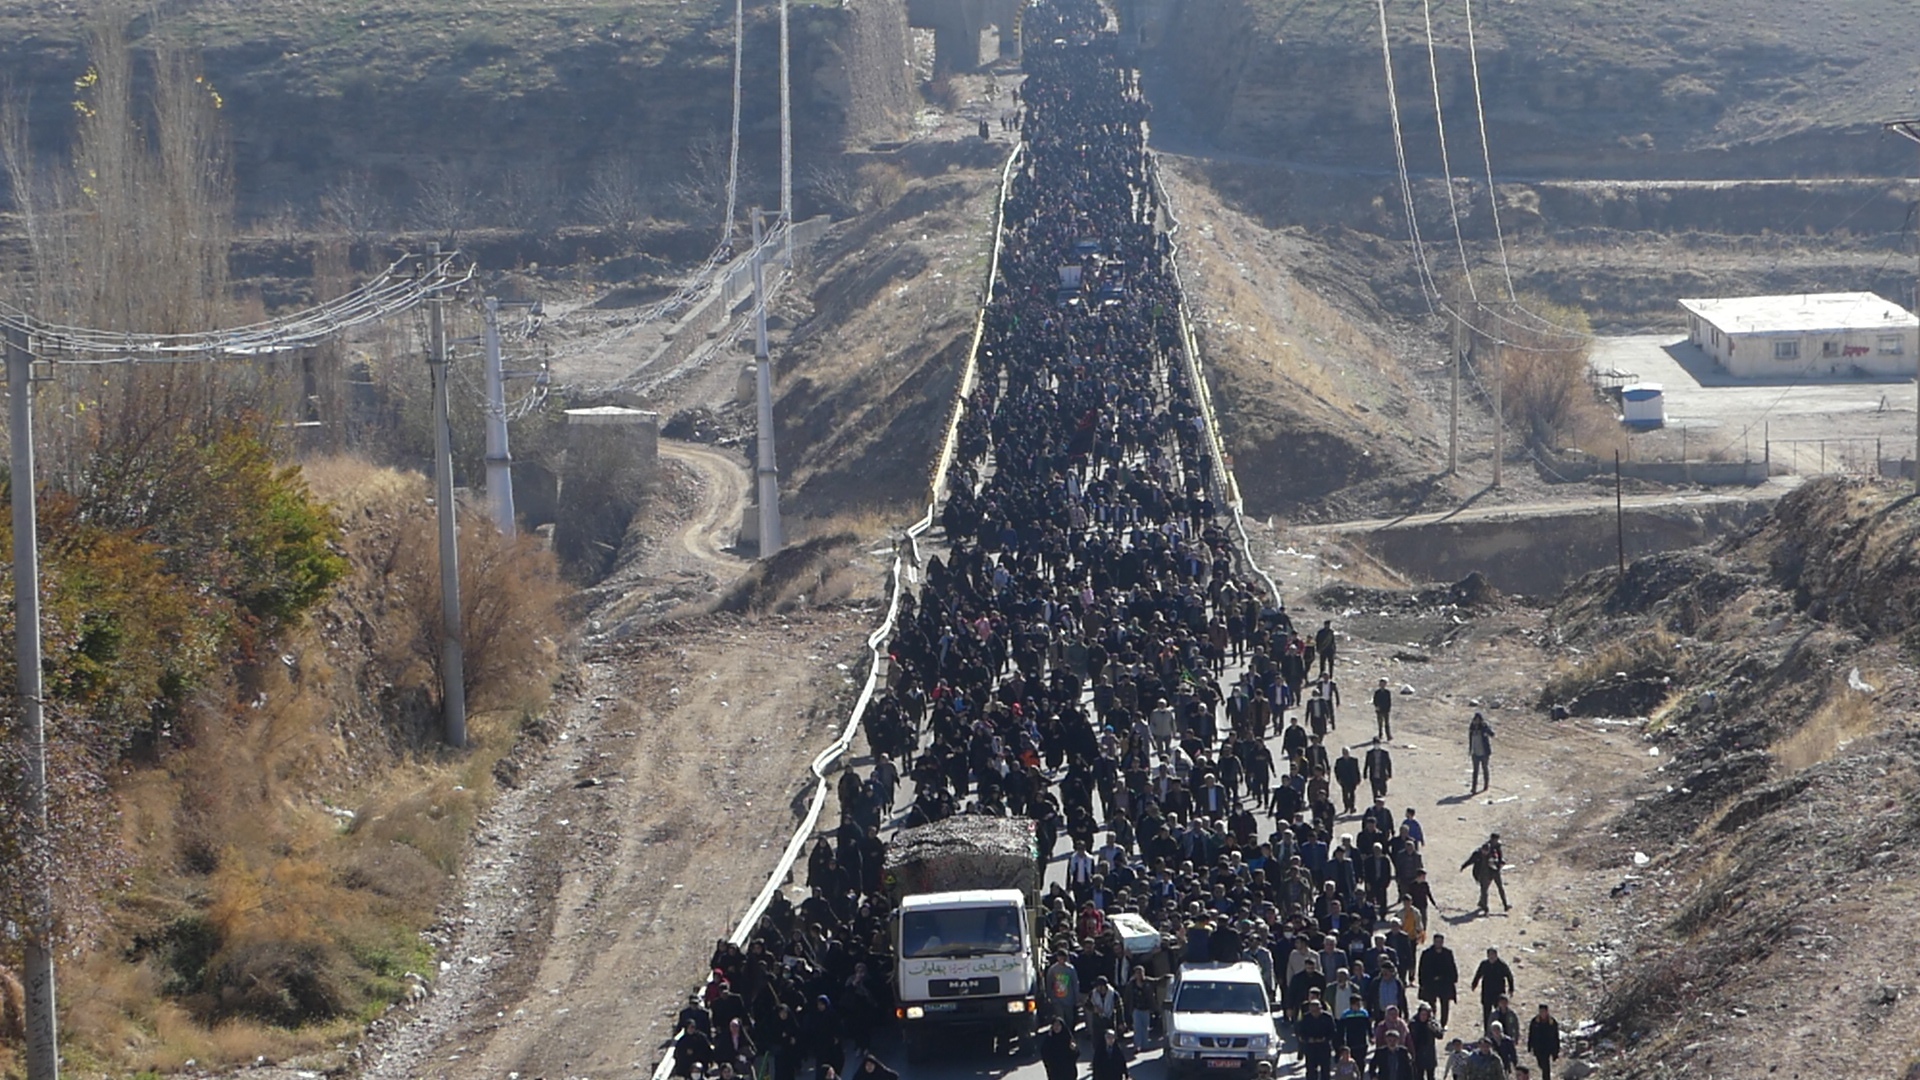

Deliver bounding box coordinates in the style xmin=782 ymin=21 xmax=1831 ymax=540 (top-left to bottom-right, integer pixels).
xmin=411 ymin=160 xmax=479 ymax=241
xmin=319 ymin=169 xmax=391 ymax=250
xmin=495 ymin=164 xmax=564 ymax=232
xmin=577 ymin=155 xmax=648 ymax=233
xmin=673 ymin=130 xmax=756 ymax=233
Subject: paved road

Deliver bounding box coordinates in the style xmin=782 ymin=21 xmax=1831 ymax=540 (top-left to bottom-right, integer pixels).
xmin=1301 ymin=477 xmax=1800 ymax=535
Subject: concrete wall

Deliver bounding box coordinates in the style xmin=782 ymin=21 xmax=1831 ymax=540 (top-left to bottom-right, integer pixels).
xmin=1346 ymin=498 xmax=1778 ymax=598
xmin=554 ymin=407 xmax=661 ymax=581
xmin=1704 ymin=326 xmax=1920 ymax=378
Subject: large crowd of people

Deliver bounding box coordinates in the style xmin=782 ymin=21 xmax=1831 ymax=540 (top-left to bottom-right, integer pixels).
xmin=667 ymin=5 xmax=1559 ymax=1080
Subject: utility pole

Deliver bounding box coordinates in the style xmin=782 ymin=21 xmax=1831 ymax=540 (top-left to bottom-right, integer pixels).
xmin=1615 ymin=449 xmax=1626 ymax=576
xmin=725 ymin=0 xmax=745 ymax=246
xmin=1490 ymin=326 xmax=1504 ymax=488
xmin=480 ymin=297 xmax=516 ymax=539
xmin=6 ymin=326 xmax=57 ymax=1080
xmin=1447 ymin=308 xmax=1462 ymax=475
xmin=779 ymin=0 xmax=794 ymax=266
xmin=1887 ymin=119 xmax=1920 ymax=495
xmin=427 ymin=294 xmax=468 ymax=748
xmin=751 ymin=210 xmax=784 ymax=557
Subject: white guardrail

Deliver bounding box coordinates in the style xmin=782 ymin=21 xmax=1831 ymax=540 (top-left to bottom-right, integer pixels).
xmin=645 ymin=142 xmax=1027 ymax=1080
xmin=1147 ymin=151 xmax=1285 ymax=608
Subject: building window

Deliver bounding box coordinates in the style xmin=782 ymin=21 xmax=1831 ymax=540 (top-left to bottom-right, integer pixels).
xmin=1822 ymin=340 xmax=1841 ymax=358
xmin=1774 ymin=339 xmax=1801 ymax=361
xmin=1880 ymin=335 xmax=1905 ymax=356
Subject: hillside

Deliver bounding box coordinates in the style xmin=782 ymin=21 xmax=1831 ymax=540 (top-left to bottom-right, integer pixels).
xmin=1540 ymin=477 xmax=1920 ymax=1077
xmin=1153 ymin=0 xmax=1920 ymax=178
xmin=0 ymin=0 xmax=914 ymax=224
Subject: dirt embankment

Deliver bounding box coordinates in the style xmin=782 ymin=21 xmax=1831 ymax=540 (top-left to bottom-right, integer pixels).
xmin=1536 ymin=477 xmax=1920 ymax=1078
xmin=0 ymin=0 xmax=914 ymax=223
xmin=1152 ymin=0 xmax=1918 ymax=179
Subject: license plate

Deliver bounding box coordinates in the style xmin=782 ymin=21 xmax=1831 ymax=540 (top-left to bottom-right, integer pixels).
xmin=1204 ymin=1059 xmax=1243 ymax=1069
xmin=923 ymin=1002 xmax=959 ymax=1012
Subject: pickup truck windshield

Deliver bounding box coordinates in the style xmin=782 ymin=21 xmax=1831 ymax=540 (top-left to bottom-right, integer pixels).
xmin=1174 ymin=981 xmax=1267 ymax=1015
xmin=901 ymin=904 xmax=1025 ymax=959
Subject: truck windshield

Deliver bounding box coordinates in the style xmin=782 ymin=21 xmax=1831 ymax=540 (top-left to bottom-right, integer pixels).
xmin=1175 ymin=981 xmax=1267 ymax=1015
xmin=901 ymin=904 xmax=1024 ymax=959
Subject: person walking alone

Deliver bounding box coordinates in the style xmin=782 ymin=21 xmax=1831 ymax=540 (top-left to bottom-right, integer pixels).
xmin=1525 ymin=1004 xmax=1561 ymax=1080
xmin=1460 ymin=834 xmax=1510 ymax=914
xmin=1470 ymin=948 xmax=1516 ymax=1031
xmin=1372 ymin=678 xmax=1393 ymax=741
xmin=1465 ymin=713 xmax=1494 ymax=793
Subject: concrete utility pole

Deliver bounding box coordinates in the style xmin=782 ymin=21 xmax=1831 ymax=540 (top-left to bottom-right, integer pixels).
xmin=480 ymin=297 xmax=517 ymax=538
xmin=1448 ymin=308 xmax=1463 ymax=475
xmin=751 ymin=209 xmax=784 ymax=557
xmin=724 ymin=0 xmax=745 ymax=245
xmin=427 ymin=295 xmax=468 ymax=748
xmin=779 ymin=0 xmax=794 ymax=265
xmin=1888 ymin=119 xmax=1920 ymax=495
xmin=1490 ymin=322 xmax=1504 ymax=489
xmin=6 ymin=326 xmax=57 ymax=1080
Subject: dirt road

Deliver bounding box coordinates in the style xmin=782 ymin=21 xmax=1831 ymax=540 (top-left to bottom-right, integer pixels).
xmin=658 ymin=439 xmax=751 ymax=568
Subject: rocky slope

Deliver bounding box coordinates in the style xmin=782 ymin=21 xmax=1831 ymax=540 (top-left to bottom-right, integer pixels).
xmin=0 ymin=0 xmax=914 ymax=224
xmin=1151 ymin=0 xmax=1920 ymax=179
xmin=1540 ymin=477 xmax=1920 ymax=1078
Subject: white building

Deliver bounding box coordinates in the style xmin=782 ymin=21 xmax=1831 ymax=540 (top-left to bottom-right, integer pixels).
xmin=1678 ymin=292 xmax=1919 ymax=378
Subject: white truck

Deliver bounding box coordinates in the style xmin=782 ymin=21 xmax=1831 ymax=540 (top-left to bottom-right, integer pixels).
xmin=885 ymin=817 xmax=1043 ymax=1062
xmin=1164 ymin=961 xmax=1280 ymax=1077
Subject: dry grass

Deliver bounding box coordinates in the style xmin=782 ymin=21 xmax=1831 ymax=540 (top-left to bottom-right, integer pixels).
xmin=1540 ymin=626 xmax=1677 ymax=707
xmin=1771 ymin=681 xmax=1883 ymax=773
xmin=36 ymin=456 xmax=564 ymax=1074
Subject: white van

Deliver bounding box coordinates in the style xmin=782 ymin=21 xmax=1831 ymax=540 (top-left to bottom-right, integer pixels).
xmin=1165 ymin=962 xmax=1279 ymax=1076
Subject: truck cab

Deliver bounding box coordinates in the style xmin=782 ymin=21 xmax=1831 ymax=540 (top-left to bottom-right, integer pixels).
xmin=892 ymin=889 xmax=1040 ymax=1060
xmin=1165 ymin=962 xmax=1279 ymax=1076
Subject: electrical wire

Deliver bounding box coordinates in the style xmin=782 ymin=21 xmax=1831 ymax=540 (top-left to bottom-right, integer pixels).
xmin=1421 ymin=0 xmax=1479 ymax=303
xmin=1376 ymin=0 xmax=1439 ymax=312
xmin=0 ymin=252 xmax=471 ymax=361
xmin=1463 ymin=0 xmax=1515 ymax=301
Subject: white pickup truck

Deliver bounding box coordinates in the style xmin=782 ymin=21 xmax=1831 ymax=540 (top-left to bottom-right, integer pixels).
xmin=1164 ymin=962 xmax=1280 ymax=1077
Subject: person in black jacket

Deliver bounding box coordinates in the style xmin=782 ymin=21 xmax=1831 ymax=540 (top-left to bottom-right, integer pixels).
xmin=1333 ymin=748 xmax=1362 ymax=814
xmin=1416 ymin=935 xmax=1458 ymax=1028
xmin=854 ymin=1054 xmax=899 ymax=1080
xmin=1089 ymin=1026 xmax=1131 ymax=1080
xmin=1363 ymin=742 xmax=1393 ymax=800
xmin=1408 ymin=1003 xmax=1444 ymax=1080
xmin=1040 ymin=1017 xmax=1080 ymax=1080
xmin=1369 ymin=1029 xmax=1419 ymax=1080
xmin=1470 ymin=948 xmax=1516 ymax=1030
xmin=1526 ymin=1003 xmax=1562 ymax=1080
xmin=1372 ymin=678 xmax=1394 ymax=741
xmin=1295 ymin=997 xmax=1338 ymax=1080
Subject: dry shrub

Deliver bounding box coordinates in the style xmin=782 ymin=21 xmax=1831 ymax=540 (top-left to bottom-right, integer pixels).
xmin=1540 ymin=626 xmax=1677 ymax=709
xmin=718 ymin=532 xmax=860 ymax=613
xmin=857 ymin=162 xmax=910 ymax=211
xmin=0 ymin=965 xmax=23 ymax=1044
xmin=304 ymin=455 xmax=568 ymax=718
xmin=1771 ymin=681 xmax=1882 ymax=773
xmin=1447 ymin=283 xmax=1622 ymax=457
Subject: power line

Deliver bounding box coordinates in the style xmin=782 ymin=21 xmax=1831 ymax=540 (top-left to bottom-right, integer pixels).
xmin=1376 ymin=0 xmax=1440 ymax=312
xmin=1463 ymin=0 xmax=1515 ymax=300
xmin=1420 ymin=0 xmax=1479 ymax=302
xmin=0 ymin=251 xmax=471 ymax=360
